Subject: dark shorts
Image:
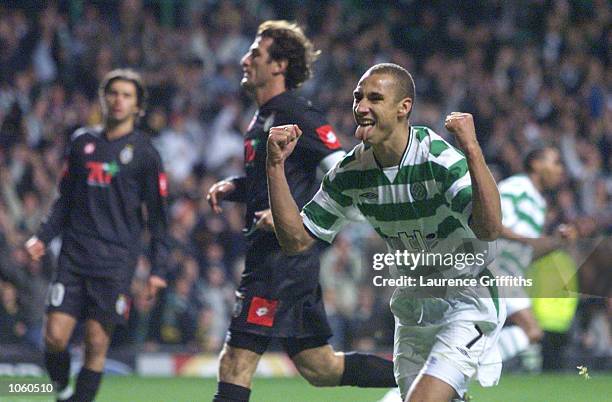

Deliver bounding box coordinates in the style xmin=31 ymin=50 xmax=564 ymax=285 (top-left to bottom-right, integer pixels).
xmin=46 ymin=265 xmax=132 ymax=327
xmin=226 ymin=288 xmax=332 ymax=356
xmin=228 ymin=286 xmax=332 ymax=338
xmin=226 ymin=330 xmax=330 ymax=357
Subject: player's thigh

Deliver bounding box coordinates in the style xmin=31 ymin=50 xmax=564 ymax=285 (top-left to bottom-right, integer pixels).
xmin=405 ymin=374 xmax=457 ymax=402
xmin=290 ymin=343 xmax=343 ymax=381
xmin=44 ymin=311 xmax=78 ymax=350
xmin=394 ymin=319 xmax=440 ymax=396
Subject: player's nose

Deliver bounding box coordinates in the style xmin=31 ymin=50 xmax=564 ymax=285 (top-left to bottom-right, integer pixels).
xmin=241 ymin=54 xmax=250 ymax=67
xmin=355 ymin=101 xmax=370 ymax=115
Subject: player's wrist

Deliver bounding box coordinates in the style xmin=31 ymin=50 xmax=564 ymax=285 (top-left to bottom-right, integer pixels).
xmin=461 ymin=141 xmax=482 ymax=158
xmin=266 ymin=158 xmax=285 ymax=170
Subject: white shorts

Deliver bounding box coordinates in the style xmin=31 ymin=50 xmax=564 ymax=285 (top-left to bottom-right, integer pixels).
xmin=504 ymin=296 xmax=531 ymax=316
xmin=390 ymin=289 xmax=505 ymax=400
xmin=394 ymin=319 xmax=503 ymax=399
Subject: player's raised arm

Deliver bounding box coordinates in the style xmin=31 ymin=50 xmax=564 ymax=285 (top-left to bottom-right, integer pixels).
xmin=445 ymin=112 xmax=502 ymax=241
xmin=266 ymin=124 xmax=316 ymax=254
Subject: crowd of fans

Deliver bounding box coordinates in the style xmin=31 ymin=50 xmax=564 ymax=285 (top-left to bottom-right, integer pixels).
xmin=0 ymin=0 xmax=609 ymax=369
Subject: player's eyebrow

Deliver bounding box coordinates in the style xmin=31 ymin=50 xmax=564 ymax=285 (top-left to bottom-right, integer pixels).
xmin=367 ymin=91 xmax=384 ymax=100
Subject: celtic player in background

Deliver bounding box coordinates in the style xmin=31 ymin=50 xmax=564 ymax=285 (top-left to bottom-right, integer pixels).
xmin=266 ymin=63 xmax=506 ymax=402
xmin=494 ymin=147 xmax=576 ymax=365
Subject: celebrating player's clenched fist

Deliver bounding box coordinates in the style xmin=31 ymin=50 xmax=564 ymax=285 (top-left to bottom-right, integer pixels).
xmin=267 ymin=124 xmax=303 ymax=166
xmin=444 ymin=112 xmax=478 ymax=150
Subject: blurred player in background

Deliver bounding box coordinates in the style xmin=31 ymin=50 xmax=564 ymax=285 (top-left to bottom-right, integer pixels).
xmin=25 ymin=69 xmax=170 ymax=402
xmin=207 ymin=20 xmax=396 ymax=402
xmin=494 ymin=147 xmax=576 ymax=365
xmin=266 ymin=63 xmax=505 ymax=402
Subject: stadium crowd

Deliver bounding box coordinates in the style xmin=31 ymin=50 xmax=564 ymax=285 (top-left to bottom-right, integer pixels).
xmin=0 ymin=0 xmax=609 ymax=370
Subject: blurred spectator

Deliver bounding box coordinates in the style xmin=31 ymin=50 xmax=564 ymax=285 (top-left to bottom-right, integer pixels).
xmin=159 ymin=275 xmax=197 ymax=345
xmin=0 ymin=281 xmax=26 ymax=344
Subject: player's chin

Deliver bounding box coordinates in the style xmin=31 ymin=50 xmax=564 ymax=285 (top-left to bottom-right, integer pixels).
xmin=240 ymin=78 xmax=255 ymax=90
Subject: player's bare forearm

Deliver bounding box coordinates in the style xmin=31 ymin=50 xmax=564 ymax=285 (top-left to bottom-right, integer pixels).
xmin=500 ymin=227 xmax=561 ymax=258
xmin=464 ymin=143 xmax=502 ymax=241
xmin=445 ymin=112 xmax=501 ymax=240
xmin=266 ymin=162 xmax=315 ymax=255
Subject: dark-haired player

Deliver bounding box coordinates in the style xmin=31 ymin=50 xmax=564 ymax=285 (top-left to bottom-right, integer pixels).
xmin=267 ymin=63 xmax=505 ymax=402
xmin=494 ymin=147 xmax=576 ymax=364
xmin=207 ymin=20 xmax=396 ymax=402
xmin=26 ymin=68 xmax=170 ymax=402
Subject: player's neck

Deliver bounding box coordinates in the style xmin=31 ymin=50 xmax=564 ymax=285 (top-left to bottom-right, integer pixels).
xmin=528 ymin=172 xmax=544 ymax=193
xmin=254 ymin=80 xmax=286 ymax=106
xmin=372 ymin=126 xmax=410 ymax=168
xmin=105 ymin=119 xmax=135 ymax=140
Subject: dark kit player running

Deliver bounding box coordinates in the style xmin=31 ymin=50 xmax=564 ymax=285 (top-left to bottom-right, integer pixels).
xmin=25 ymin=69 xmax=170 ymax=402
xmin=207 ymin=20 xmax=396 ymax=402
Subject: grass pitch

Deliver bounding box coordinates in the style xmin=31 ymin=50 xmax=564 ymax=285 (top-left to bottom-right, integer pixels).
xmin=1 ymin=373 xmax=610 ymax=401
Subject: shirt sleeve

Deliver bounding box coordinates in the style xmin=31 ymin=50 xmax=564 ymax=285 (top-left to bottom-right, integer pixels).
xmin=430 ymin=141 xmax=473 ymax=222
xmin=292 ymin=107 xmax=344 ymax=166
xmin=499 ymin=186 xmax=519 ymax=229
xmin=224 ymin=176 xmax=247 ymax=203
xmin=142 ymin=145 xmax=171 ymax=279
xmin=37 ymin=141 xmax=75 ymax=244
xmin=301 ymin=167 xmax=359 ymax=243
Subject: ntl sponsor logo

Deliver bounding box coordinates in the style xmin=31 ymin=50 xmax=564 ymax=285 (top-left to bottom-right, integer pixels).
xmin=86 ymin=161 xmax=120 ymax=185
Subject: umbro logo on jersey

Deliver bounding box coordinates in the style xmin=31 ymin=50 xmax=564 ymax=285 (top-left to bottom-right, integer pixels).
xmin=359 ymin=192 xmax=378 ymax=200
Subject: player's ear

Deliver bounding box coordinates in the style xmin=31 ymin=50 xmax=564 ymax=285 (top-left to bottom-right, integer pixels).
xmin=397 ymin=96 xmax=413 ymax=119
xmin=272 ymin=59 xmax=288 ymax=76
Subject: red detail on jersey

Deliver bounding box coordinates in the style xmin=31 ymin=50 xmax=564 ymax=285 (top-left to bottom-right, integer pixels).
xmin=158 ymin=173 xmax=168 ymax=197
xmin=315 ymin=125 xmax=341 ymax=149
xmin=246 ymin=297 xmax=278 ymax=327
xmin=245 ymin=139 xmax=256 ymax=163
xmin=86 ymin=162 xmax=112 ymax=184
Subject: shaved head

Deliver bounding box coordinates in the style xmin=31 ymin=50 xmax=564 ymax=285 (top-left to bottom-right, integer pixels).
xmin=366 ymin=63 xmax=415 ymax=107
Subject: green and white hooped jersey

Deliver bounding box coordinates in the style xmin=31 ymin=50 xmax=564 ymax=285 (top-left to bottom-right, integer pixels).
xmin=302 ymin=125 xmax=488 ymax=278
xmin=496 ymin=174 xmax=546 ymax=275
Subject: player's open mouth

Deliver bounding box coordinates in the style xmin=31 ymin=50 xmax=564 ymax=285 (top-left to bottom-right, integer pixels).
xmin=355 ymin=119 xmax=375 ymax=141
xmin=357 ymin=119 xmax=375 ymax=127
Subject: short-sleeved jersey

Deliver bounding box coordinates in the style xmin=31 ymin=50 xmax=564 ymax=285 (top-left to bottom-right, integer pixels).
xmin=302 ymin=126 xmax=482 ymax=279
xmin=495 ymin=174 xmax=546 ymax=274
xmin=37 ymin=126 xmax=170 ymax=280
xmin=231 ymin=91 xmax=344 ymax=294
xmin=239 ymin=91 xmax=343 ymax=239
